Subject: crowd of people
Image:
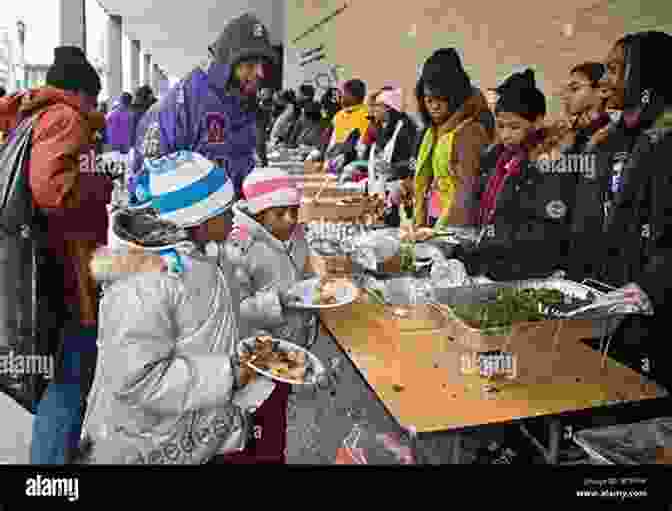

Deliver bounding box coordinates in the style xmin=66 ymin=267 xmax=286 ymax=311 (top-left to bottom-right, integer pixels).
xmin=0 ymin=9 xmax=671 ymax=465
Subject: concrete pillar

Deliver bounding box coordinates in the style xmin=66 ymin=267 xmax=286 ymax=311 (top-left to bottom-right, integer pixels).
xmin=130 ymin=40 xmax=140 ymax=91
xmin=143 ymin=53 xmax=151 ymax=86
xmin=152 ymin=64 xmax=161 ymax=97
xmin=59 ymin=0 xmax=86 ymax=51
xmin=106 ymin=15 xmax=123 ymax=99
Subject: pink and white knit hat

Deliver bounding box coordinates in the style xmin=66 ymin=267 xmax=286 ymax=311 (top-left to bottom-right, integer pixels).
xmin=240 ymin=167 xmax=301 ymax=214
xmin=378 ymin=88 xmax=404 ymax=113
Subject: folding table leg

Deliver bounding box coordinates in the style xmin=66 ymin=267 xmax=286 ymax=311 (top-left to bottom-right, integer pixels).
xmin=451 ymin=432 xmax=463 ymax=464
xmin=547 ymin=419 xmax=561 ymax=464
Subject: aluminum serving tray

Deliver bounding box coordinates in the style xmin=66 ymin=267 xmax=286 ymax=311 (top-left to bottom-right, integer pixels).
xmin=433 ymin=278 xmax=625 ymax=349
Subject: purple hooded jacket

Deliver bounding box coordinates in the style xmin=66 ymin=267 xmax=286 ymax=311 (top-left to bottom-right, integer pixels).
xmin=130 ymin=13 xmax=277 ymax=199
xmin=106 ymin=106 xmax=134 ymax=153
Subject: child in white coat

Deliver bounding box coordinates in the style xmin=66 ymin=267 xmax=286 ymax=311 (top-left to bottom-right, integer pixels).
xmin=225 ymin=167 xmax=318 ymax=348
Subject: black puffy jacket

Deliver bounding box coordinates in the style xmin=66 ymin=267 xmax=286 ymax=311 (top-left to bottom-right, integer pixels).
xmin=455 ymin=144 xmax=577 ymax=281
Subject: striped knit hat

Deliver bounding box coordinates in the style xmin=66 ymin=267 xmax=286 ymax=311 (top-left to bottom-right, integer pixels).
xmin=239 ymin=167 xmax=300 ymax=215
xmin=146 ymin=150 xmax=236 ymax=227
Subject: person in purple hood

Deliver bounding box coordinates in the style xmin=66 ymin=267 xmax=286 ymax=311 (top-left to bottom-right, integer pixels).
xmin=130 ymin=13 xmax=277 ymax=202
xmin=106 ymin=92 xmax=134 ymax=153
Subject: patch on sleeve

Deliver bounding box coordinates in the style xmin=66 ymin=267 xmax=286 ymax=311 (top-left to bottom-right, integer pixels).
xmin=206 ymin=112 xmax=227 ymax=144
xmin=409 ymin=157 xmax=417 ymax=172
xmin=142 ymin=121 xmax=162 ymax=159
xmin=545 ymin=200 xmax=567 ymax=219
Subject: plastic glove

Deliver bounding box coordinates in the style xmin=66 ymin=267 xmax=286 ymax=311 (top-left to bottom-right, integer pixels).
xmin=328 ymin=154 xmax=346 ymax=174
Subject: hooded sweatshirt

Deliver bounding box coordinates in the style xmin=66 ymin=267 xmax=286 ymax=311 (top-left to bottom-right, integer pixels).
xmin=106 ymin=103 xmax=134 ymax=153
xmin=80 ymin=208 xmax=275 ymax=464
xmin=0 ymin=87 xmax=110 ymax=324
xmin=224 ymin=205 xmax=317 ymax=348
xmin=131 ymin=14 xmax=277 ymax=197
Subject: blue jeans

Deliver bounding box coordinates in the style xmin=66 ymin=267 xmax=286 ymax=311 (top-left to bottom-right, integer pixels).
xmin=30 ymin=327 xmax=97 ymax=464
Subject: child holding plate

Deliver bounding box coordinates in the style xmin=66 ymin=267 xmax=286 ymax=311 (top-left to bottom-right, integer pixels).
xmin=225 ymin=167 xmax=319 ymax=348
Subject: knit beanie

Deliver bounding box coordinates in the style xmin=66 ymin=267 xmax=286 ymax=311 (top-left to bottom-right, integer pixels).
xmin=495 ymin=68 xmax=546 ymax=121
xmin=146 ymin=151 xmax=236 ymax=228
xmin=343 ymin=79 xmax=367 ymax=101
xmin=133 ymin=85 xmax=155 ymax=107
xmin=239 ymin=167 xmax=300 ymax=215
xmin=378 ymin=88 xmax=404 ymax=113
xmin=46 ymin=46 xmax=102 ymax=97
xmin=418 ymin=48 xmax=472 ymax=112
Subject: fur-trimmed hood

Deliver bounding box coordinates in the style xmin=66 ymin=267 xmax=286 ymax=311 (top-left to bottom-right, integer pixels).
xmin=90 ymin=207 xmax=201 ymax=283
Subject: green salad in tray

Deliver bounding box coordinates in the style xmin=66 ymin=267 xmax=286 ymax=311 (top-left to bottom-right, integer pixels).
xmin=450 ymin=287 xmax=576 ymax=330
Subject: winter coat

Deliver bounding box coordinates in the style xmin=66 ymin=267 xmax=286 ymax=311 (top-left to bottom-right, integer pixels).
xmin=373 ymin=113 xmax=418 ymax=181
xmin=105 ymin=106 xmax=134 ymax=153
xmin=269 ymin=104 xmax=296 ymax=143
xmin=330 ymin=103 xmax=369 ymax=148
xmin=80 ymin=212 xmax=275 ymax=464
xmin=600 ymin=109 xmax=672 ymax=304
xmin=132 ymin=15 xmax=272 ymax=196
xmin=224 ymin=205 xmax=318 ymax=348
xmin=0 ymin=88 xmax=110 ymax=325
xmin=293 ymin=119 xmax=326 ymax=148
xmin=413 ymin=92 xmax=492 ymax=228
xmin=455 ymin=140 xmax=577 ymax=281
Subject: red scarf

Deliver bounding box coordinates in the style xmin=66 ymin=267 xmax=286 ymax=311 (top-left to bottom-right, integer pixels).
xmin=478 ymin=128 xmax=545 ymax=226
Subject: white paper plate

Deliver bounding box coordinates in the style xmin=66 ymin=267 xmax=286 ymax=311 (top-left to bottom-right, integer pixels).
xmin=237 ymin=336 xmax=325 ymax=385
xmin=286 ymin=277 xmax=358 ymax=309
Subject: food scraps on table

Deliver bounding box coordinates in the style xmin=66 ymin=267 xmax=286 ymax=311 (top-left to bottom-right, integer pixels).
xmin=240 ymin=335 xmax=309 ymax=382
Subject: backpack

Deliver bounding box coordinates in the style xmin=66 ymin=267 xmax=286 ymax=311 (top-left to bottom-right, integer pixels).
xmin=0 ymin=114 xmax=48 ymax=411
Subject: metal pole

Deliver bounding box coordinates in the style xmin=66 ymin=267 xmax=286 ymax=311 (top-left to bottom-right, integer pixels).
xmin=82 ymin=0 xmax=87 ymax=54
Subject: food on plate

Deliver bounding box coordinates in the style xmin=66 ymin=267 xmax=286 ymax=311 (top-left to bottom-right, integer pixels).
xmin=400 ymin=226 xmax=435 ymax=242
xmin=240 ymin=335 xmax=309 ymax=382
xmin=450 ymin=287 xmax=582 ymax=329
xmin=313 ymin=277 xmax=347 ymax=305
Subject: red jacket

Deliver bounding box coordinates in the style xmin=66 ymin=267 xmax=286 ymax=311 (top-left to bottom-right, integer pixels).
xmin=0 ymin=88 xmax=111 ymax=324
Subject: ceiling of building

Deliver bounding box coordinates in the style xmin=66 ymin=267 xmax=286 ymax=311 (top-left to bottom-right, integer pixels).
xmin=96 ymin=0 xmax=285 ymax=78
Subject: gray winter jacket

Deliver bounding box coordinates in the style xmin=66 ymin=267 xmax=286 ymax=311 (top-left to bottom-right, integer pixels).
xmin=80 ymin=210 xmax=275 ymax=464
xmin=224 ymin=204 xmax=318 ymax=347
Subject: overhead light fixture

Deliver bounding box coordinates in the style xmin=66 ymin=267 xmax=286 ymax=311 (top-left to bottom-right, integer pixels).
xmin=408 ymin=24 xmax=417 ymax=38
xmin=563 ymin=23 xmax=574 ymax=37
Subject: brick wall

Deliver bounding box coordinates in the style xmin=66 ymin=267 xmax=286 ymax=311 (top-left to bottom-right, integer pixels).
xmin=285 ymin=0 xmax=672 ymax=119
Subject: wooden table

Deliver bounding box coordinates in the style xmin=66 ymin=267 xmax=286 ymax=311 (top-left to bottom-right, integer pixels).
xmin=299 ymin=197 xmax=369 ymax=223
xmin=319 ymin=300 xmax=668 ymax=463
